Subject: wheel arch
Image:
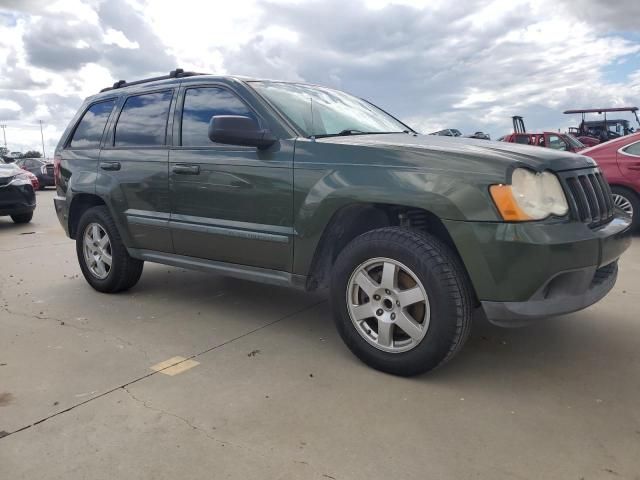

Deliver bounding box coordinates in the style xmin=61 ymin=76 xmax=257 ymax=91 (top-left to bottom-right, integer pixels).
xmin=67 ymin=194 xmax=107 ymax=239
xmin=305 ymin=202 xmax=478 ymax=304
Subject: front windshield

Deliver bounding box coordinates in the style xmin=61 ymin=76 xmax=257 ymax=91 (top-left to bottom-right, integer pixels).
xmin=250 ymin=81 xmax=410 ymax=138
xmin=565 ymin=134 xmax=585 ymax=149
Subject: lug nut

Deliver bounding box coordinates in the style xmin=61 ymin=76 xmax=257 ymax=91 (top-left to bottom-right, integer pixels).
xmin=390 ymin=313 xmax=396 ymax=320
xmin=376 ymin=309 xmax=383 ymax=316
xmin=385 ymin=289 xmax=391 ymax=294
xmin=373 ymin=294 xmax=380 ymax=301
xmin=396 ymin=301 xmax=400 ymax=306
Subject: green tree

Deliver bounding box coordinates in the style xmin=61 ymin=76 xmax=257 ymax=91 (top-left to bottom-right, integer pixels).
xmin=21 ymin=150 xmax=42 ymax=158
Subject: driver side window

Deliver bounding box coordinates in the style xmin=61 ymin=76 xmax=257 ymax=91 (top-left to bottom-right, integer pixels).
xmin=181 ymin=87 xmax=257 ymax=147
xmin=547 ymin=135 xmax=567 ymax=151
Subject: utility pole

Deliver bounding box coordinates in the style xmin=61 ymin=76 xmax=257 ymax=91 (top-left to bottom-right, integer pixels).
xmin=0 ymin=124 xmax=6 ymax=149
xmin=39 ymin=120 xmax=46 ymax=159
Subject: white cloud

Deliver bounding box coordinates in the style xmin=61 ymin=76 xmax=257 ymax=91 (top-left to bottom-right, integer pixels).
xmin=0 ymin=0 xmax=638 ymax=155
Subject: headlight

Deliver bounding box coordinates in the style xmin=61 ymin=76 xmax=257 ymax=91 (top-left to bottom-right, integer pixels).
xmin=8 ymin=174 xmax=32 ymax=187
xmin=490 ymin=168 xmax=569 ymax=221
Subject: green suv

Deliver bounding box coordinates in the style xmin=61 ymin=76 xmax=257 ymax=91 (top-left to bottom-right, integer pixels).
xmin=54 ymin=69 xmax=632 ymax=376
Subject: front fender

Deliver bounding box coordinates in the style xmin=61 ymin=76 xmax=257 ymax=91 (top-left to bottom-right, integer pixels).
xmin=292 ymin=163 xmax=500 ymax=275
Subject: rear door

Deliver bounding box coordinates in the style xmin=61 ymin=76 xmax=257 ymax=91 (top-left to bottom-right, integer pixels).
xmin=58 ymin=98 xmax=118 ymax=197
xmin=98 ymin=89 xmax=176 ymax=253
xmin=168 ymin=84 xmax=294 ymax=271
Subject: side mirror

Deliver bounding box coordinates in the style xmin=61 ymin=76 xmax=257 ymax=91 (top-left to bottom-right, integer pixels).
xmin=208 ymin=115 xmax=276 ymax=150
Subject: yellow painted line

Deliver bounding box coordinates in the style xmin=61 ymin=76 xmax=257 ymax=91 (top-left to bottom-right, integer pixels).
xmin=150 ymin=356 xmax=200 ymax=376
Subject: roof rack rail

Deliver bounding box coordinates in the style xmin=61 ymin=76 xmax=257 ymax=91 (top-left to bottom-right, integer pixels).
xmin=99 ymin=68 xmax=205 ymax=92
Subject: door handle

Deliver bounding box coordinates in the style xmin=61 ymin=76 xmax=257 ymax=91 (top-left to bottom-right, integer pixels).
xmin=627 ymin=165 xmax=640 ymax=171
xmin=172 ymin=164 xmax=200 ymax=175
xmin=100 ymin=161 xmax=121 ymax=171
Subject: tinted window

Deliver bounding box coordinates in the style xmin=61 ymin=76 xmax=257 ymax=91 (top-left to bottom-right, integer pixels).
xmin=181 ymin=87 xmax=257 ymax=146
xmin=515 ymin=135 xmax=530 ymax=144
xmin=623 ymin=142 xmax=640 ymax=156
xmin=70 ymin=99 xmax=116 ymax=148
xmin=114 ymin=91 xmax=173 ymax=147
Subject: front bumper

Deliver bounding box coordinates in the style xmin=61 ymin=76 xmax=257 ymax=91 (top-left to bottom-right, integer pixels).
xmin=0 ymin=183 xmax=36 ymax=216
xmin=443 ymin=215 xmax=632 ymax=325
xmin=482 ymin=261 xmax=618 ymax=326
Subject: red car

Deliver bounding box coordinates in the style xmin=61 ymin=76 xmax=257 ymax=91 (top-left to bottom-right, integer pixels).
xmin=501 ymin=131 xmax=586 ymax=153
xmin=499 ymin=116 xmax=586 ymax=153
xmin=581 ymin=132 xmax=640 ymax=230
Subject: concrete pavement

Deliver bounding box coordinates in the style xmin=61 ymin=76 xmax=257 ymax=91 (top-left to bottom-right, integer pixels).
xmin=1 ymin=190 xmax=639 ymax=479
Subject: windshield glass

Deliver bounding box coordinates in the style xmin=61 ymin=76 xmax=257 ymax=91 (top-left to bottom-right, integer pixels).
xmin=250 ymin=81 xmax=409 ymax=138
xmin=565 ymin=134 xmax=585 ymax=149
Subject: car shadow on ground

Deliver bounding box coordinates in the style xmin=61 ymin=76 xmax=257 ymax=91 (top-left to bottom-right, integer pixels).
xmin=97 ymin=260 xmax=637 ymax=387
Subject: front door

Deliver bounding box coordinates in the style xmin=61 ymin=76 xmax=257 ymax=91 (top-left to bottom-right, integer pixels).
xmin=545 ymin=133 xmax=569 ymax=152
xmin=169 ymin=85 xmax=294 ymax=271
xmin=97 ymin=89 xmax=175 ymax=253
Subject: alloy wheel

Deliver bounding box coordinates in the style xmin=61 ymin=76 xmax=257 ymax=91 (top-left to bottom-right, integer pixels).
xmin=83 ymin=223 xmax=112 ymax=280
xmin=346 ymin=257 xmax=430 ymax=353
xmin=612 ymin=193 xmax=634 ymax=217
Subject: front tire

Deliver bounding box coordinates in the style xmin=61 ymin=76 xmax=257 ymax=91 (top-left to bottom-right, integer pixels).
xmin=76 ymin=206 xmax=143 ymax=293
xmin=11 ymin=212 xmax=33 ymax=224
xmin=330 ymin=227 xmax=473 ymax=376
xmin=611 ymin=186 xmax=639 ymax=231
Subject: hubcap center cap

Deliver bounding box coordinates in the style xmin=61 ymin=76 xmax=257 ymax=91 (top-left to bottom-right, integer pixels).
xmin=382 ymin=298 xmax=394 ymax=311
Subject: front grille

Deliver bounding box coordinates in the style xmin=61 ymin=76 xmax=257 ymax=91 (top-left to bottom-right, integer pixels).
xmin=559 ymin=168 xmax=614 ymax=228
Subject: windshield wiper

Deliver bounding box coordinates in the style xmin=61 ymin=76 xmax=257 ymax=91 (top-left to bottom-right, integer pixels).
xmin=312 ymin=130 xmax=409 ymax=139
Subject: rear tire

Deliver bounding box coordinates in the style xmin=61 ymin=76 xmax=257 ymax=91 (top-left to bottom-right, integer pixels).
xmin=330 ymin=227 xmax=473 ymax=376
xmin=611 ymin=186 xmax=639 ymax=231
xmin=11 ymin=212 xmax=33 ymax=224
xmin=76 ymin=206 xmax=143 ymax=293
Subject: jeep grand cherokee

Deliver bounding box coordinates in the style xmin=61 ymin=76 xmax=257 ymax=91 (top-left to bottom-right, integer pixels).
xmin=53 ymin=69 xmax=632 ymax=376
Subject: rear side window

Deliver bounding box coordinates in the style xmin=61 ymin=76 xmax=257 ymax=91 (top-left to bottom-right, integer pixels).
xmin=114 ymin=91 xmax=173 ymax=147
xmin=181 ymin=87 xmax=257 ymax=146
xmin=515 ymin=135 xmax=530 ymax=145
xmin=69 ymin=99 xmax=116 ymax=148
xmin=622 ymin=142 xmax=640 ymax=156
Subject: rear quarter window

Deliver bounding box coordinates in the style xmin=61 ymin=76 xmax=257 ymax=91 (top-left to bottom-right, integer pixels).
xmin=622 ymin=142 xmax=640 ymax=156
xmin=69 ymin=99 xmax=116 ymax=149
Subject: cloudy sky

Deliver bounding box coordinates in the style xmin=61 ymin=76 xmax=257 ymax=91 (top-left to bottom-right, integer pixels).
xmin=1 ymin=0 xmax=639 ymax=156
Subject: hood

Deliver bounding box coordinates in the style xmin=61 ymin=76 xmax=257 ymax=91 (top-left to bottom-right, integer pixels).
xmin=0 ymin=164 xmax=21 ymax=178
xmin=317 ymin=133 xmax=596 ymax=173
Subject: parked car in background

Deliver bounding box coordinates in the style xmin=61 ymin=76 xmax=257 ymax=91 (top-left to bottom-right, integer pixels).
xmin=429 ymin=128 xmax=462 ymax=137
xmin=14 ymin=158 xmax=55 ymax=189
xmin=501 ymin=131 xmax=586 ymax=152
xmin=22 ymin=169 xmax=40 ymax=190
xmin=581 ymin=132 xmax=640 ymax=230
xmin=467 ymin=131 xmax=490 ymax=140
xmin=54 ymin=70 xmax=631 ymax=376
xmin=0 ymin=163 xmax=36 ymax=224
xmin=500 ymin=116 xmax=586 ymax=153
